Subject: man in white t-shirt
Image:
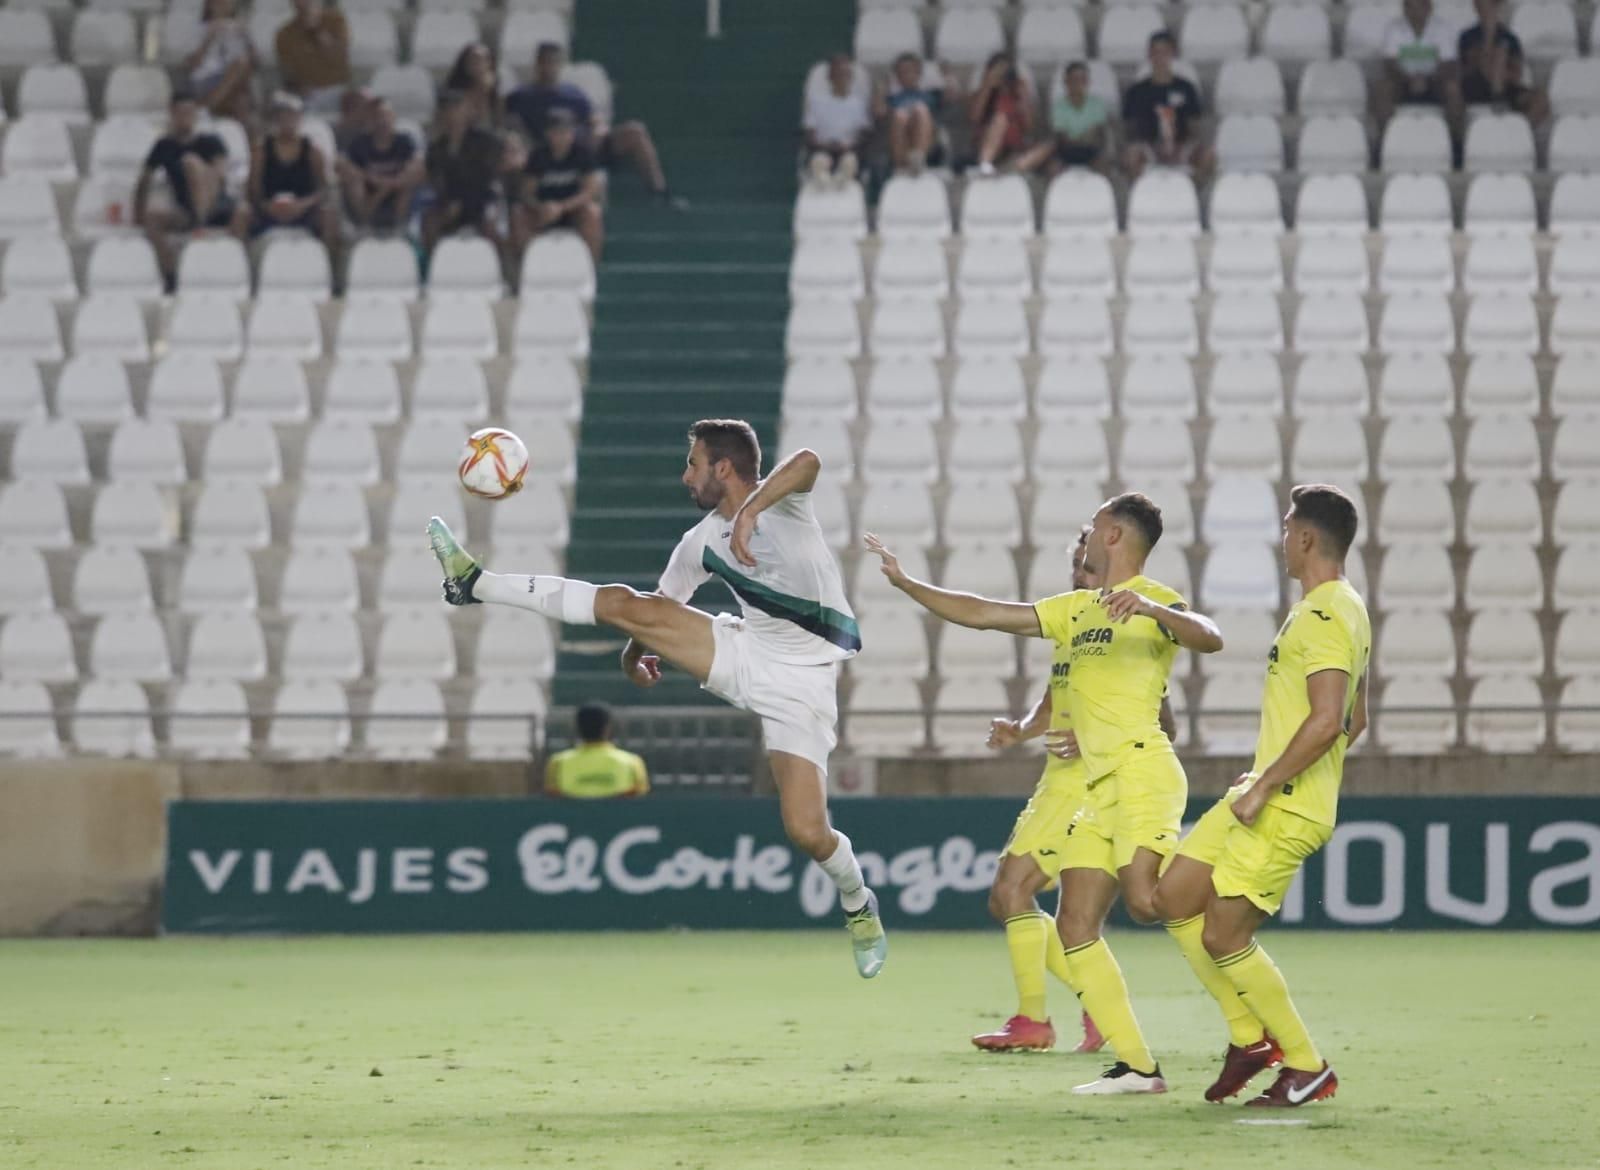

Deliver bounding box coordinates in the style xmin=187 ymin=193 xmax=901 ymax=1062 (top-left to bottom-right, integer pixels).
xmin=803 ymin=53 xmax=875 ymax=185
xmin=1377 ymin=0 xmax=1464 ymax=133
xmin=427 ymin=419 xmax=888 ymax=979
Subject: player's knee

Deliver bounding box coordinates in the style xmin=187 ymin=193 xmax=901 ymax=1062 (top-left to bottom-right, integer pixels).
xmin=1201 ymin=917 xmax=1242 ymax=960
xmin=592 ymin=584 xmax=648 ymax=625
xmin=780 ymin=812 xmax=833 ymax=860
xmin=986 ymin=876 xmax=1027 ymax=921
xmin=1150 ymin=883 xmax=1176 ymax=923
xmin=1124 ymin=891 xmax=1160 ymax=925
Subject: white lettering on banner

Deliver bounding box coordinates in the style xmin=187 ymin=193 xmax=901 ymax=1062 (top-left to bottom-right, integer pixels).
xmin=1528 ymin=822 xmax=1600 ymax=925
xmin=800 ymin=838 xmax=999 ymax=919
xmin=348 ymin=849 xmax=376 ymax=904
xmin=1324 ymin=822 xmax=1406 ymax=924
xmin=392 ymin=848 xmax=434 ymax=894
xmin=1425 ymin=823 xmax=1509 ymax=925
xmin=285 ymin=849 xmax=343 ymax=894
xmin=517 ymin=824 xmax=603 ymax=893
xmin=447 ymin=848 xmax=489 ymax=893
xmin=252 ymin=850 xmax=272 ymax=894
xmin=602 ymin=828 xmax=794 ymax=896
xmin=190 ymin=849 xmax=241 ymax=893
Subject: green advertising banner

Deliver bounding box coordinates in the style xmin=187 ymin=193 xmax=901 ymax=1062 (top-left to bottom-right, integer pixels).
xmin=163 ymin=797 xmax=1600 ymax=934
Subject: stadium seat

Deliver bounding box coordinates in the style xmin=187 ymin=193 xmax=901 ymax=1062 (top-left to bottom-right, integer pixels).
xmin=1512 ymin=0 xmax=1579 ymax=57
xmin=420 ymin=298 xmax=498 ymax=359
xmin=1297 ymin=114 xmax=1367 ymax=174
xmin=1377 ymin=611 xmax=1456 ymax=682
xmin=1117 ymin=418 xmax=1196 ymax=485
xmin=1199 ymin=542 xmax=1279 ymax=609
xmin=0 ymin=546 xmax=54 ymax=616
xmin=166 ymin=297 xmax=244 ymax=360
xmin=1382 ymin=112 xmax=1453 ymax=173
xmin=957 ymin=238 xmax=1032 ymax=302
xmin=2 ymin=237 xmax=77 ymax=301
xmin=1549 ymin=238 xmax=1600 ymax=298
xmin=243 ymin=297 xmax=322 ymax=359
xmin=1290 ymin=413 xmax=1367 ymax=483
xmin=87 ymin=116 xmax=161 ymax=186
xmin=177 ymin=547 xmax=258 ymax=615
xmin=1098 ymin=5 xmax=1165 ymax=66
xmin=854 ymin=546 xmax=931 ymax=612
xmin=1378 ymin=478 xmax=1454 ymax=546
xmin=1206 ymin=292 xmax=1284 ymax=354
xmin=1207 ymin=235 xmax=1283 ymax=294
xmin=858 ymin=478 xmax=936 ymax=549
xmin=85 ymin=238 xmax=163 ymax=303
xmin=1017 ymin=6 xmax=1086 ymax=69
xmin=1208 ymin=353 xmax=1285 ymax=418
xmin=1378 ymin=234 xmax=1454 ymax=295
xmin=346 ymin=239 xmax=421 ymax=303
xmin=13 ymin=418 xmax=90 ymax=485
xmin=189 ymin=482 xmax=271 ymax=549
xmin=1378 ymin=417 xmax=1454 ymax=483
xmin=1466 ymin=477 xmax=1541 ymax=547
xmin=1215 ymin=57 xmax=1285 ymax=117
xmin=1465 ymin=610 xmax=1543 ymax=679
xmin=952 ymin=298 xmax=1028 ymax=359
xmin=1379 ymin=293 xmax=1455 ymax=356
xmin=429 ymin=237 xmax=504 ymax=301
xmin=1555 ymin=541 xmax=1600 ymax=610
xmin=89 ymin=480 xmax=171 ymax=549
xmin=0 ymin=12 xmax=59 ymax=71
xmin=950 ymin=357 xmax=1026 ymax=422
xmin=931 ymin=675 xmax=1011 ymax=754
xmin=1381 ymin=173 xmax=1454 ymax=237
xmin=185 ymin=611 xmax=269 ymax=681
xmin=56 ymin=355 xmax=134 ymax=424
xmin=1463 ymin=173 xmax=1537 ymax=237
xmin=1197 ymin=670 xmax=1265 ymax=755
xmin=1121 ymin=355 xmax=1197 ymax=422
xmin=1557 ymin=677 xmax=1600 ymax=750
xmin=301 ymin=422 xmax=381 ymax=489
xmin=936 ymin=621 xmax=1016 ymax=683
xmin=520 ymin=232 xmax=597 ymax=302
xmin=1555 ymin=604 xmax=1600 ymax=679
xmin=1294 ymin=173 xmax=1368 ymax=236
xmin=259 ymin=237 xmax=334 ymax=303
xmin=228 ymin=354 xmax=310 ymax=422
xmin=1292 ymin=293 xmax=1368 ymax=355
xmin=1550 ymin=115 xmax=1600 ymax=174
xmin=846 ymin=674 xmax=927 ymax=756
xmin=473 ymin=608 xmax=558 ymax=681
xmin=337 ymin=298 xmax=415 ymax=360
xmin=863 ymin=416 xmax=940 ymax=485
xmin=782 ymin=361 xmax=857 ymax=424
xmin=88 ymin=612 xmax=170 ymax=682
xmin=411 ymin=355 xmax=490 ymax=423
xmin=790 ymin=239 xmax=864 ymax=303
xmin=1034 ymin=355 xmax=1112 ymax=421
xmin=1043 ymin=170 xmax=1117 ymax=240
xmin=1550 ymin=297 xmax=1600 ymax=357
xmin=1295 ymin=352 xmax=1371 ymax=418
xmin=1553 ymin=415 xmax=1600 ymax=482
xmin=870 ymin=300 xmax=945 ymax=360
xmin=1552 ymin=355 xmax=1600 ymax=417
xmin=1216 ymin=115 xmax=1284 ymax=173
xmin=364 ymin=679 xmax=447 ymax=761
xmin=373 ymin=611 xmax=456 ymax=682
xmin=201 ymin=418 xmax=282 ymax=487
xmin=1464 ymin=114 xmax=1535 ymax=173
xmin=873 ymin=240 xmax=950 ymax=303
xmin=165 ymin=677 xmax=250 ymax=760
xmin=280 ymin=546 xmax=360 ymax=616
xmin=1462 ymin=294 xmax=1539 ymax=358
xmin=145 ymin=354 xmax=224 ymax=423
xmin=1298 ymin=59 xmax=1366 ymax=117
xmin=0 ymin=679 xmax=61 ymax=759
xmin=2 ymin=116 xmax=78 ymax=183
xmin=1039 ymin=238 xmax=1115 ymax=300
xmin=878 ymin=174 xmax=952 ymax=242
xmin=505 ymin=357 xmax=583 ymax=425
xmin=72 ymin=294 xmax=150 ymax=361
xmin=1463 ymin=542 xmax=1542 ymax=611
xmin=1122 ymin=298 xmax=1198 ymax=356
xmin=71 ymin=678 xmax=154 ymax=759
xmin=0 ymin=481 xmax=72 ymax=550
xmin=1208 ymin=174 xmax=1285 ymax=239
xmin=0 ymin=358 xmax=47 ymax=424
xmin=1206 ymin=410 xmax=1284 ymax=479
xmin=933 ymin=7 xmax=1004 ymax=66
xmin=72 ymin=545 xmax=152 ymax=615
xmin=0 ymin=295 xmax=65 ymax=362
xmin=1378 ymin=351 xmax=1454 ymax=416
xmin=378 ymin=547 xmax=447 ymax=614
xmin=793 ymin=183 xmax=869 ymax=242
xmin=1294 ymin=235 xmax=1370 ymax=295
xmin=0 ymin=178 xmax=63 ymax=243
xmin=1127 ymin=170 xmax=1200 ymax=239
xmin=1201 ymin=476 xmax=1280 ymax=546
xmin=70 ymin=9 xmax=138 ymax=65
xmin=1378 ymin=675 xmax=1457 ymax=752
xmin=961 ymin=175 xmax=1033 ymax=241
xmin=1462 ymin=413 xmax=1541 ymax=483
xmin=1550 ymin=59 xmax=1600 ymax=118
xmin=853 ymin=7 xmax=923 ymax=66
xmin=267 ymin=679 xmax=351 ymax=759
xmin=1125 ymin=239 xmax=1200 ymax=300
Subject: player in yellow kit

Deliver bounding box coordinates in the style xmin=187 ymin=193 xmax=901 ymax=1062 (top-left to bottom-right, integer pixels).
xmin=1152 ymin=485 xmax=1370 ymax=1108
xmin=866 ymin=492 xmax=1225 ymax=1095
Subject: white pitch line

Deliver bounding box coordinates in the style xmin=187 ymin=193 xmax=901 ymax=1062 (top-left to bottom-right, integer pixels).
xmin=1235 ymin=1117 xmax=1314 ymax=1127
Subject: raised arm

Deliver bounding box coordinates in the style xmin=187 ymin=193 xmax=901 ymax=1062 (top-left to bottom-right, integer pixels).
xmin=728 ymin=448 xmax=821 ymax=566
xmin=863 ymin=533 xmax=1043 ymax=636
xmin=1099 ymin=588 xmax=1224 ymax=653
xmin=1231 ymin=669 xmax=1349 ymax=825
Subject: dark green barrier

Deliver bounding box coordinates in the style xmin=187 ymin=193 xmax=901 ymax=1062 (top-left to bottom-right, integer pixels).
xmin=162 ymin=797 xmax=1600 ymax=933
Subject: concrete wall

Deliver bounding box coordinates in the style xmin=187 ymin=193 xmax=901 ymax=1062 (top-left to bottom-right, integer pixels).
xmin=1 ymin=753 xmax=1590 ymax=936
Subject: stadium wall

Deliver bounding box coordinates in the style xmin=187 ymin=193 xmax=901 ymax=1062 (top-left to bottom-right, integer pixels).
xmin=1 ymin=756 xmax=1594 ymax=936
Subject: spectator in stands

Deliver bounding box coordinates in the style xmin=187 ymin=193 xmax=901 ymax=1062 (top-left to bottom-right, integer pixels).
xmin=1376 ymin=0 xmax=1465 ymax=134
xmin=884 ymin=52 xmax=941 ymax=174
xmin=333 ymin=86 xmax=374 ymax=156
xmin=275 ymin=0 xmax=350 ymax=117
xmin=1458 ymin=0 xmax=1549 ymax=123
xmin=544 ymin=703 xmax=650 ymax=800
xmin=249 ymin=92 xmax=339 ymax=253
xmin=446 ymin=43 xmax=504 ymax=129
xmin=422 ymin=87 xmax=505 ymax=255
xmin=510 ymin=107 xmax=603 ymax=261
xmin=1017 ymin=61 xmax=1109 ymax=175
xmin=186 ymin=0 xmax=256 ymax=124
xmin=506 ymin=42 xmax=683 ymax=207
xmin=339 ymin=96 xmax=422 ymax=233
xmin=135 ymin=89 xmax=250 ymax=288
xmin=803 ymin=52 xmax=873 ymax=185
xmin=1121 ymin=32 xmax=1214 ymax=181
xmin=969 ymin=51 xmax=1033 ymax=177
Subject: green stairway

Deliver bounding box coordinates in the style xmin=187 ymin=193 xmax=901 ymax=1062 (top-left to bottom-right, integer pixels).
xmin=555 ymin=0 xmax=852 ymax=706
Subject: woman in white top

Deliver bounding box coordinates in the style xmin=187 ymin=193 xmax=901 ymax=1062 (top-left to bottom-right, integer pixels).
xmin=187 ymin=0 xmax=257 ymax=123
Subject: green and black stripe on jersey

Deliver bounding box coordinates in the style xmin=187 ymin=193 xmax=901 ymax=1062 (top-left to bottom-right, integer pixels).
xmin=701 ymin=547 xmax=862 ymax=652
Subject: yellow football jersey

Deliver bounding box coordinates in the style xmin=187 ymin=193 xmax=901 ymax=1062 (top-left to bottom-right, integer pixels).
xmin=1253 ymin=578 xmax=1371 ymax=826
xmin=1034 ymin=575 xmax=1187 ymax=782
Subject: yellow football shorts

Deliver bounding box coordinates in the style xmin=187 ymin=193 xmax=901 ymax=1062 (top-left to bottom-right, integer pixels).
xmin=1177 ymin=788 xmax=1333 ymax=916
xmin=1059 ymin=746 xmax=1188 ymax=877
xmin=1002 ymin=759 xmax=1090 ymax=886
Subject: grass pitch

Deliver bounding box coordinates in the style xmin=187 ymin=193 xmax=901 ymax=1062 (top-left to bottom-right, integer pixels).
xmin=0 ymin=931 xmax=1591 ymax=1170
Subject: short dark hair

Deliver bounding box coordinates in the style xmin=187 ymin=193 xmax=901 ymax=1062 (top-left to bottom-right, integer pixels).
xmin=1290 ymin=484 xmax=1359 ymax=559
xmin=1149 ymin=30 xmax=1177 ymax=50
xmin=575 ymin=702 xmax=611 ymax=742
xmin=893 ymin=51 xmax=920 ymax=69
xmin=1105 ymin=492 xmax=1163 ymax=551
xmin=535 ymin=41 xmax=564 ymax=59
xmin=1065 ymin=60 xmax=1088 ymax=77
xmin=688 ymin=419 xmax=761 ymax=482
xmin=171 ymin=87 xmax=198 ymax=106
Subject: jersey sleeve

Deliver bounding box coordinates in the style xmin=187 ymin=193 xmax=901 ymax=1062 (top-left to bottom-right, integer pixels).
xmin=1298 ymin=606 xmax=1361 ymax=678
xmin=1033 ymin=591 xmax=1081 ymax=643
xmin=657 ymin=529 xmax=711 ymax=602
xmin=765 ymin=490 xmax=815 ymax=523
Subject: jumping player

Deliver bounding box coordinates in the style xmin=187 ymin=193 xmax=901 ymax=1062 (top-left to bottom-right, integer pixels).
xmin=866 ymin=492 xmax=1224 ymax=1094
xmin=1152 ymin=484 xmax=1370 ymax=1107
xmin=427 ymin=419 xmax=887 ymax=977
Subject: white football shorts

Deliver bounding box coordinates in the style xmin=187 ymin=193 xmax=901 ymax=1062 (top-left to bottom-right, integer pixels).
xmin=702 ymin=612 xmax=840 ymax=774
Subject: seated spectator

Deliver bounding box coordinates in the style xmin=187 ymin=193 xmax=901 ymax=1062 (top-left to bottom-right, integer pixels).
xmin=333 ymin=86 xmax=374 ymax=157
xmin=803 ymin=52 xmax=873 ymax=185
xmin=506 ymin=42 xmax=683 ymax=208
xmin=511 ymin=108 xmax=603 ymax=261
xmin=544 ymin=703 xmax=649 ymax=800
xmin=1458 ymin=0 xmax=1549 ymax=122
xmin=340 ymin=96 xmax=423 ymax=232
xmin=135 ymin=89 xmax=250 ymax=286
xmin=969 ymin=52 xmax=1033 ymax=177
xmin=249 ymin=92 xmax=339 ymax=253
xmin=446 ymin=43 xmax=504 ymax=129
xmin=1121 ymin=32 xmax=1214 ymax=180
xmin=275 ymin=0 xmax=350 ymax=117
xmin=186 ymin=0 xmax=256 ymax=124
xmin=1018 ymin=61 xmax=1109 ymax=175
xmin=1377 ymin=0 xmax=1464 ymax=133
xmin=423 ymin=87 xmax=506 ymax=253
xmin=884 ymin=53 xmax=941 ymax=174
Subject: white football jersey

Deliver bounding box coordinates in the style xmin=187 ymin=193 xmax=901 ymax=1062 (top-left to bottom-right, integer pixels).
xmin=658 ymin=491 xmax=860 ymax=665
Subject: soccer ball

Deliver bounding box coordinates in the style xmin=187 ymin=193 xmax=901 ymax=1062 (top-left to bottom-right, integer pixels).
xmin=458 ymin=428 xmax=530 ymax=500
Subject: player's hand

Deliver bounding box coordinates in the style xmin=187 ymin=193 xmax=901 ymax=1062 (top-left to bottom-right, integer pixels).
xmin=624 ymin=654 xmax=662 ymax=688
xmin=1098 ymin=587 xmax=1154 ymax=624
xmin=730 ymin=506 xmax=759 ymax=568
xmin=1228 ymin=775 xmax=1267 ymax=826
xmin=1043 ymin=728 xmax=1080 ymax=760
xmin=863 ymin=533 xmax=909 ymax=589
xmin=987 ymin=717 xmax=1023 ymax=750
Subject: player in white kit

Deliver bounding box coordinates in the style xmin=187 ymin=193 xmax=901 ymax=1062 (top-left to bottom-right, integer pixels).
xmin=426 ymin=419 xmax=887 ymax=977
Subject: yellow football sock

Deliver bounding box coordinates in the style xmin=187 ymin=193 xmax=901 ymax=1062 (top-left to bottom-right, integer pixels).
xmin=1166 ymin=914 xmax=1264 ymax=1048
xmin=1041 ymin=913 xmax=1075 ymax=990
xmin=1004 ymin=913 xmax=1050 ymax=1021
xmin=1064 ymin=937 xmax=1155 ymax=1074
xmin=1217 ymin=940 xmax=1322 ymax=1071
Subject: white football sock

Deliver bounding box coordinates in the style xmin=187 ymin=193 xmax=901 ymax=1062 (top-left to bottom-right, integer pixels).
xmin=475 ymin=572 xmax=598 ymax=625
xmin=820 ymin=831 xmax=869 ymax=913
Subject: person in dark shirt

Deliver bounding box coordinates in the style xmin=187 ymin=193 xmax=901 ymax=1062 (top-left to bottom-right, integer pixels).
xmin=510 ymin=107 xmax=603 ymax=260
xmin=340 ymin=96 xmax=422 ymax=231
xmin=506 ymin=41 xmax=684 ymax=208
xmin=249 ymin=91 xmax=338 ymax=253
xmin=423 ymin=86 xmax=506 ymax=254
xmin=134 ymin=88 xmax=250 ymax=286
xmin=1458 ymin=0 xmax=1549 ymax=121
xmin=445 ymin=42 xmax=504 ymax=128
xmin=1121 ymin=31 xmax=1214 ymax=180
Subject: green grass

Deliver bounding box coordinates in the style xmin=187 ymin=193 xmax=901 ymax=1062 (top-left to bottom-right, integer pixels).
xmin=1 ymin=932 xmax=1592 ymax=1169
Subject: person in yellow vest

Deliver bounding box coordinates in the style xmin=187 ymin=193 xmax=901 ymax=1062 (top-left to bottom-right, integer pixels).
xmin=544 ymin=703 xmax=650 ymax=799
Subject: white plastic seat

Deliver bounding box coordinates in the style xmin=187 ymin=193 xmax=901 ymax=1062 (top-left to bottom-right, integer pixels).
xmin=1201 ymin=476 xmax=1281 ymax=545
xmin=410 ymin=355 xmax=489 ymax=422
xmin=950 ymin=357 xmax=1026 ymax=421
xmin=87 ymin=116 xmax=160 ymax=186
xmin=246 ymin=297 xmax=323 ymax=359
xmin=279 ymin=548 xmax=359 ymax=616
xmin=1207 ymin=353 xmax=1285 ymax=418
xmin=0 ymin=610 xmax=76 ymax=683
xmin=1207 ymin=293 xmax=1284 ymax=354
xmin=1465 ymin=610 xmax=1543 ymax=679
xmin=346 ymin=237 xmax=421 ymax=302
xmin=1463 ymin=541 xmax=1541 ymax=611
xmin=953 ymin=299 xmax=1028 ymax=359
xmin=0 ymin=358 xmax=46 ymax=425
xmin=1259 ymin=1 xmax=1331 ymax=61
xmin=511 ymin=295 xmax=589 ymax=360
xmin=1122 ymin=298 xmax=1198 ymax=357
xmin=520 ymin=231 xmax=597 ymax=301
xmin=1116 ymin=418 xmax=1196 ymax=485
xmin=1377 ymin=609 xmax=1456 ymax=681
xmin=0 ymin=545 xmax=53 ymax=615
xmin=177 ymin=547 xmax=257 ymax=615
xmin=860 ymin=416 xmax=939 ymax=486
xmin=267 ymin=679 xmax=350 ymax=759
xmin=0 ymin=481 xmax=71 ymax=550
xmin=1553 ymin=356 xmax=1600 ymax=417
xmin=347 ymin=8 xmax=400 ymax=68
xmin=166 ymin=297 xmax=243 ymax=360
xmin=85 ymin=237 xmax=162 ymax=302
xmin=373 ymin=611 xmax=456 ymax=681
xmin=933 ymin=7 xmax=1004 ymax=66
xmin=931 ymin=675 xmax=1013 ymax=754
xmin=245 ymin=232 xmax=330 ymax=302
xmin=1550 ymin=298 xmax=1600 ymax=357
xmin=1125 ymin=238 xmax=1200 ymax=300
xmin=1215 ymin=57 xmax=1285 ymax=117
xmin=1378 ymin=417 xmax=1454 ymax=482
xmin=0 ymin=296 xmax=64 ymax=362
xmin=375 ymin=545 xmax=445 ymax=613
xmin=1127 ymin=170 xmax=1201 ymax=240
xmin=1290 ymin=413 xmax=1367 ymax=482
xmin=1464 ymin=676 xmax=1544 ymax=751
xmin=1555 ymin=605 xmax=1600 ymax=679
xmin=961 ymin=174 xmax=1033 ymax=241
xmin=1294 ymin=173 xmax=1368 ymax=237
xmin=785 ymin=299 xmax=861 ymax=361
xmin=1550 ymin=239 xmax=1600 ymax=298
xmin=1216 ymin=114 xmax=1283 ymax=174
xmin=1557 ymin=676 xmax=1600 ymax=750
xmin=229 ymin=354 xmax=310 ymax=422
xmin=1196 ymin=668 xmax=1266 ymax=755
xmin=420 ymin=297 xmax=498 ymax=359
xmin=1026 ymin=477 xmax=1107 ymax=565
xmin=12 ymin=418 xmax=90 ymax=485
xmin=1378 ymin=478 xmax=1454 ymax=546
xmin=935 ymin=621 xmax=1016 ymax=684
xmin=1382 ymin=114 xmax=1453 ymax=173
xmin=0 ymin=178 xmax=62 ymax=242
xmin=0 ymin=12 xmax=59 ymax=71
xmin=288 ymin=480 xmax=372 ymax=550
xmin=793 ymin=184 xmax=869 ymax=242
xmin=1035 ymin=356 xmax=1112 ymax=421
xmin=846 ymin=675 xmax=926 ymax=755
xmin=364 ymin=679 xmax=446 ymax=760
xmin=167 ymin=678 xmax=250 ymax=759
xmin=1296 ymin=114 xmax=1367 ymax=174
xmin=1462 ymin=237 xmax=1537 ymax=298
xmin=1199 ymin=542 xmax=1279 ymax=609
xmin=1378 ymin=293 xmax=1454 ymax=356
xmin=1031 ymin=417 xmax=1111 ymax=484
xmin=504 ymin=357 xmax=583 ymax=425
xmin=1555 ymin=541 xmax=1600 ymax=610
xmin=1206 ymin=238 xmax=1282 ymax=301
xmin=941 ymin=542 xmax=1020 ymax=602
xmin=473 ymin=607 xmax=557 ymax=680
xmin=1121 ymin=356 xmax=1198 ymax=422
xmin=957 ymin=238 xmax=1032 ymax=301
xmin=1513 ymin=0 xmax=1579 ymax=58
xmin=790 ymin=238 xmax=865 ymax=302
xmin=54 ymin=355 xmax=132 ymax=425
xmin=1462 ymin=294 xmax=1539 ymax=358
xmin=319 ymin=358 xmax=400 ymax=423
xmin=2 ymin=116 xmax=78 ymax=183
xmin=2 ymin=237 xmax=76 ymax=301
xmin=0 ymin=679 xmax=61 ymax=759
xmin=1553 ymin=416 xmax=1600 ymax=481
xmin=72 ymin=545 xmax=151 ymax=616
xmin=1378 ymin=675 xmax=1457 ymax=752
xmin=184 ymin=611 xmax=268 ymax=681
xmin=853 ymin=8 xmax=923 ymax=66
xmin=1377 ymin=352 xmax=1453 ymax=417
xmin=1044 ymin=170 xmax=1117 ymax=240
xmin=141 ymin=354 xmax=223 ymax=423
xmin=1550 ymin=115 xmax=1600 ymax=174
xmin=1463 ymin=172 xmax=1537 ymax=237
xmin=1098 ymin=5 xmax=1165 ymax=66
xmin=1465 ymin=477 xmax=1539 ymax=547
xmin=1462 ymin=413 xmax=1541 ymax=482
xmin=869 ymin=300 xmax=945 ymax=360
xmin=1294 ymin=236 xmax=1369 ymax=294
xmin=1378 ymin=235 xmax=1454 ymax=295
xmin=1298 ymin=59 xmax=1366 ymax=117
xmin=70 ymin=294 xmax=148 ymax=361
xmin=70 ymin=10 xmax=138 ymax=66
xmin=89 ymin=480 xmax=169 ymax=549
xmin=1016 ymin=6 xmax=1086 ymax=67
xmin=411 ymin=10 xmax=481 ymax=70
xmin=1292 ymin=293 xmax=1368 ymax=355
xmin=1381 ymin=544 xmax=1456 ymax=613
xmin=1550 ymin=59 xmax=1600 ymax=118
xmin=1207 ymin=174 xmax=1284 ymax=240
xmin=429 ymin=236 xmax=503 ymax=301
xmin=873 ymin=239 xmax=950 ymax=302
xmin=1460 ymin=108 xmax=1535 ymax=175
xmin=176 ymin=235 xmax=251 ymax=302
xmin=335 ymin=298 xmax=414 ymax=360
xmin=782 ymin=360 xmax=857 ymax=422
xmin=200 ymin=417 xmax=282 ymax=486
xmin=70 ymin=678 xmax=153 ymax=758
xmin=1205 ymin=409 xmax=1283 ymax=479
xmin=1382 ymin=175 xmax=1455 ymax=245
xmin=1036 ymin=297 xmax=1113 ymax=359
xmin=281 ymin=612 xmax=363 ymax=682
xmin=88 ymin=612 xmax=170 ymax=682
xmin=1295 ymin=352 xmax=1371 ymax=418
xmin=878 ymin=174 xmax=952 ymax=242
xmin=189 ymin=482 xmax=270 ymax=549
xmin=943 ymin=474 xmax=1020 ymax=548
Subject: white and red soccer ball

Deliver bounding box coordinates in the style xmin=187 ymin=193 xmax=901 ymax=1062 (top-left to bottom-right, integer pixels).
xmin=457 ymin=427 xmax=530 ymax=500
